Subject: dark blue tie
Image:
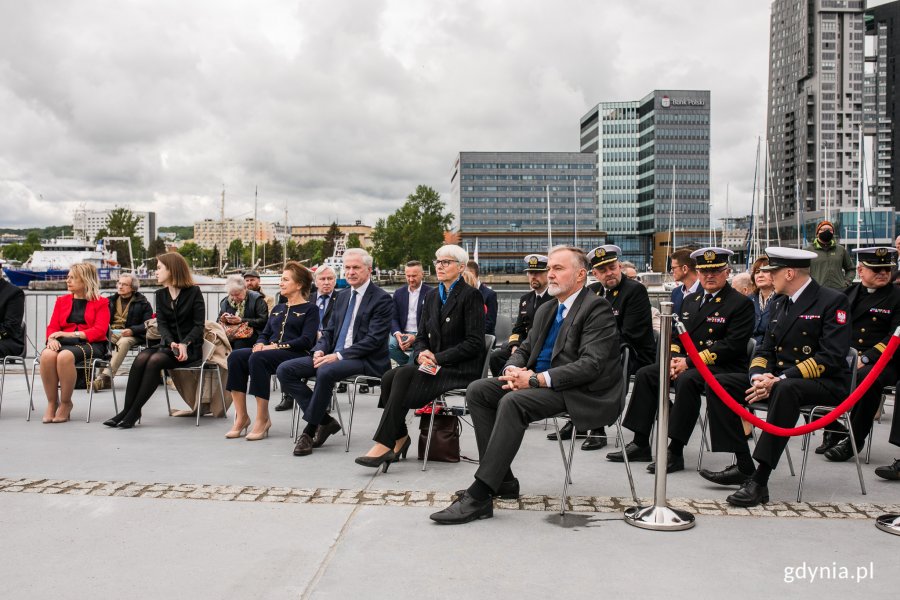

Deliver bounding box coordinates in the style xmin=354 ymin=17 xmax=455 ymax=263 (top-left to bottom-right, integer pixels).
xmin=535 ymin=303 xmax=566 ymax=372
xmin=318 ymin=294 xmax=329 ymax=327
xmin=335 ymin=290 xmax=357 ymax=353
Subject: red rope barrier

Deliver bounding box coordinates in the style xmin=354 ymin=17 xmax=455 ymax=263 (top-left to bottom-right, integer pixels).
xmin=678 ymin=331 xmax=900 ymax=437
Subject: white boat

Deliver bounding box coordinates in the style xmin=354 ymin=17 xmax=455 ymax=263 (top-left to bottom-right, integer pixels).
xmin=2 ymin=237 xmax=119 ymax=287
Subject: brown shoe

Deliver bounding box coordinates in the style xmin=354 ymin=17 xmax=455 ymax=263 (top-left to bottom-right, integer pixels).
xmin=312 ymin=420 xmax=342 ymax=448
xmin=293 ymin=433 xmax=313 ymax=456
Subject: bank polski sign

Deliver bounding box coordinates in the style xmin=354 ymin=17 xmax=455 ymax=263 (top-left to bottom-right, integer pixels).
xmin=660 ymin=95 xmax=704 ymax=108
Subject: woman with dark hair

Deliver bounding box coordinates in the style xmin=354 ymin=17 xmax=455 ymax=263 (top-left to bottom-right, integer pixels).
xmin=105 ymin=252 xmax=204 ymax=429
xmin=355 ymin=244 xmax=485 ymax=470
xmin=41 ymin=262 xmax=110 ymax=423
xmin=749 ymin=256 xmax=777 ymax=345
xmin=225 ymin=262 xmax=318 ymax=440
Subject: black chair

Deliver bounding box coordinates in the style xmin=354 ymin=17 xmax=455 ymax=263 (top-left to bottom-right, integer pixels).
xmin=162 ymin=337 xmax=228 ymax=426
xmin=0 ymin=321 xmax=31 ymax=418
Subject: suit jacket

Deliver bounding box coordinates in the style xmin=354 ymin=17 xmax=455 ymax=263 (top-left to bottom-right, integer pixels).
xmin=0 ymin=279 xmax=25 ymax=352
xmin=391 ymin=283 xmax=433 ymax=334
xmin=313 ymin=289 xmax=341 ymax=329
xmin=314 ymin=281 xmax=393 ymax=376
xmin=508 ymin=287 xmax=622 ymax=429
xmin=47 ymin=294 xmax=110 ymax=343
xmin=750 ymin=291 xmax=777 ymax=345
xmin=588 ymin=277 xmax=655 ymax=369
xmin=507 ymin=289 xmax=554 ymax=346
xmin=413 ymin=279 xmax=485 ymax=381
xmin=671 ymin=283 xmax=755 ymax=372
xmin=844 ymin=282 xmax=900 ymax=366
xmin=478 ymin=283 xmax=498 ymax=335
xmin=750 ymin=279 xmax=850 ymax=390
xmin=670 ymin=280 xmax=699 ymax=318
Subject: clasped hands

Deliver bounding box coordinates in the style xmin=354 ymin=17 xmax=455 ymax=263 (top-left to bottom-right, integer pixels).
xmin=499 ymin=366 xmax=535 ymax=390
xmin=669 ymin=357 xmax=689 ymax=380
xmin=745 ymin=374 xmax=778 ymax=404
xmin=252 ymin=343 xmax=280 ymax=353
xmin=313 ymin=350 xmax=340 ymax=368
xmin=395 ymin=332 xmax=415 ymax=351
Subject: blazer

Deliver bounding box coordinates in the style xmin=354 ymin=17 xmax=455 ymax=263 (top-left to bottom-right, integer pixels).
xmin=750 ymin=291 xmax=777 ymax=346
xmin=507 ymin=289 xmax=554 ymax=346
xmin=672 ymin=283 xmax=755 ymax=372
xmin=750 ymin=279 xmax=850 ymax=391
xmin=508 ymin=287 xmax=622 ymax=429
xmin=413 ymin=278 xmax=485 ymax=381
xmin=478 ymin=283 xmax=498 ymax=335
xmin=391 ymin=283 xmax=433 ymax=334
xmin=588 ymin=277 xmax=655 ymax=370
xmin=155 ymin=286 xmax=206 ymax=362
xmin=218 ymin=290 xmax=269 ymax=334
xmin=46 ymin=294 xmax=110 ymax=343
xmin=844 ymin=282 xmax=900 ymax=366
xmin=106 ymin=291 xmax=153 ymax=342
xmin=670 ymin=279 xmax=699 ymax=318
xmin=0 ymin=279 xmax=25 ymax=351
xmin=314 ymin=280 xmax=393 ymax=376
xmin=258 ymin=302 xmax=319 ymax=353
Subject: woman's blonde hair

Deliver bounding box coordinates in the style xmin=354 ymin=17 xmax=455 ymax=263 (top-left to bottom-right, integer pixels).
xmin=157 ymin=252 xmax=195 ymax=288
xmin=69 ymin=263 xmax=102 ymax=301
xmin=461 ymin=269 xmax=478 ymax=288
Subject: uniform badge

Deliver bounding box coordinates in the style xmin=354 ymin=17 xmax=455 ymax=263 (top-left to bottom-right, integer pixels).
xmin=613 ymin=290 xmax=619 ymax=297
xmin=522 ymin=301 xmax=527 ymax=307
xmin=876 ymin=248 xmax=888 ymax=257
xmin=836 ymin=310 xmax=847 ymax=324
xmin=596 ymin=248 xmax=606 ymax=258
xmin=802 ymin=346 xmax=811 ymax=354
xmin=715 ymin=297 xmax=722 ymax=303
xmin=704 ymin=250 xmax=716 ymax=261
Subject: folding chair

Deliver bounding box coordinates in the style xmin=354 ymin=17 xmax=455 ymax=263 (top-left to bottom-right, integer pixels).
xmin=25 ymin=342 xmax=108 ymax=422
xmin=0 ymin=322 xmax=31 ymax=418
xmin=421 ymin=334 xmax=495 ymax=471
xmin=288 ymin=377 xmax=348 ymax=441
xmin=162 ymin=336 xmax=228 ymax=426
xmin=552 ymin=345 xmax=638 ymax=516
xmin=86 ymin=335 xmax=142 ymax=423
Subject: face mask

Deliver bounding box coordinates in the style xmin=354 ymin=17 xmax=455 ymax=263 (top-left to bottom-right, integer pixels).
xmin=818 ymin=230 xmax=834 ymax=244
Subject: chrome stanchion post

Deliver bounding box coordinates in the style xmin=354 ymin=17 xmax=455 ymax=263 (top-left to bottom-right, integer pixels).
xmin=875 ymin=514 xmax=900 ymax=536
xmin=624 ymin=301 xmax=696 ymax=531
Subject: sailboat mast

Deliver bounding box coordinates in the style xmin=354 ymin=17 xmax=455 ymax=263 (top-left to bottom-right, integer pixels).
xmin=546 ymin=185 xmax=552 ymax=252
xmin=219 ymin=186 xmax=225 ymax=273
xmin=252 ymin=186 xmax=258 ymax=267
xmin=573 ymin=176 xmax=578 ymax=248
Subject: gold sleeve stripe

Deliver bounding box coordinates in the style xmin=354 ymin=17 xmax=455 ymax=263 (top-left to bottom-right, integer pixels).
xmin=698 ymin=350 xmax=717 ymax=365
xmin=670 ymin=344 xmax=681 ymax=353
xmin=875 ymin=343 xmax=887 ymax=354
xmin=751 ymin=357 xmax=768 ymax=368
xmin=508 ymin=334 xmax=520 ymax=343
xmin=798 ymin=358 xmax=822 ymax=379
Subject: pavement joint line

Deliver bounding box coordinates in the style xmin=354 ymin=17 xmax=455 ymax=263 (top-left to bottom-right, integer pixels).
xmin=1 ymin=475 xmax=897 ymax=519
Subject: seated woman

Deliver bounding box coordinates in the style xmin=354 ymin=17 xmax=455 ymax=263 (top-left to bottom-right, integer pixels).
xmin=105 ymin=252 xmax=205 ymax=429
xmin=749 ymin=256 xmax=776 ymax=345
xmin=40 ymin=263 xmax=110 ymax=423
xmin=355 ymin=244 xmax=485 ymax=470
xmin=218 ymin=275 xmax=269 ymax=350
xmin=225 ymin=262 xmax=317 ymax=440
xmin=0 ymin=276 xmax=26 ymax=358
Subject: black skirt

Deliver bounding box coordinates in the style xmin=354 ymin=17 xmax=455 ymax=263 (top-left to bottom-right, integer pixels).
xmin=58 ymin=342 xmax=108 ymax=388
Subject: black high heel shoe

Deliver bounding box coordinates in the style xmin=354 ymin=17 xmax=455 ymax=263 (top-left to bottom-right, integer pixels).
xmin=355 ymin=450 xmax=396 ymax=472
xmin=392 ymin=437 xmax=411 ymax=462
xmin=103 ymin=417 xmax=122 ymax=428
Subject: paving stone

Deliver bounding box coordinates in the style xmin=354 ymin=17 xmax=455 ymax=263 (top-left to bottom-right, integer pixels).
xmin=235 ymin=493 xmax=260 ymax=502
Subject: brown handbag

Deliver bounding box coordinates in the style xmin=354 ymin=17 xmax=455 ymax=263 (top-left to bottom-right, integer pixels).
xmin=417 ymin=413 xmax=461 ymax=463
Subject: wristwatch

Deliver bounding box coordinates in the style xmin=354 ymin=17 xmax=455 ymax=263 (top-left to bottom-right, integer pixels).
xmin=528 ymin=374 xmax=540 ymax=388
xmin=861 ymin=355 xmax=870 ymax=365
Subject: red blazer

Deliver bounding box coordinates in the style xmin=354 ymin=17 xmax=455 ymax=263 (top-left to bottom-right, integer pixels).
xmin=46 ymin=295 xmax=110 ymax=343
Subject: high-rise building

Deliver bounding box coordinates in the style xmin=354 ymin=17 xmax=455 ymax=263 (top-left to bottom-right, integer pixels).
xmin=72 ymin=208 xmax=157 ymax=249
xmin=767 ymin=0 xmax=867 ymax=233
xmin=865 ymin=1 xmax=900 ymax=210
xmin=193 ymin=218 xmax=278 ymax=250
xmin=580 ymin=90 xmax=710 ymax=270
xmin=449 ymin=152 xmax=603 ymax=274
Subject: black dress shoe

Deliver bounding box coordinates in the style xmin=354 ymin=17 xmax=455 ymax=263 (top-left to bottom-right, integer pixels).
xmin=359 ymin=385 xmax=370 ymax=394
xmin=430 ymin=492 xmax=493 ymax=524
xmin=699 ymin=465 xmax=752 ymax=486
xmin=293 ymin=433 xmax=313 ymax=456
xmin=103 ymin=417 xmax=122 ymax=428
xmin=815 ymin=426 xmax=848 ymax=454
xmin=875 ymin=459 xmax=900 ymax=481
xmin=455 ymin=478 xmax=520 ymax=501
xmin=824 ymin=438 xmax=860 ymax=462
xmin=337 ymin=383 xmax=348 ymax=394
xmin=647 ymin=451 xmax=684 ymax=474
xmin=311 ymin=419 xmax=342 ymax=448
xmin=354 ymin=449 xmax=395 ymax=472
xmin=726 ymin=480 xmax=769 ymax=507
xmin=117 ymin=421 xmax=135 ymax=429
xmin=546 ymin=421 xmax=588 ymax=441
xmin=581 ymin=436 xmax=608 ymax=451
xmin=606 ymin=442 xmax=653 ymax=462
xmin=273 ymin=394 xmax=295 ymax=412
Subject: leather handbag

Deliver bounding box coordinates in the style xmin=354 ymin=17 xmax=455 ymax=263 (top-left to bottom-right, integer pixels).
xmin=417 ymin=413 xmax=461 ymax=463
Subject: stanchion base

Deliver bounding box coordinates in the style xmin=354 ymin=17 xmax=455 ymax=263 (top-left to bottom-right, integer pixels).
xmin=875 ymin=514 xmax=900 ymax=536
xmin=624 ymin=505 xmax=696 ymax=531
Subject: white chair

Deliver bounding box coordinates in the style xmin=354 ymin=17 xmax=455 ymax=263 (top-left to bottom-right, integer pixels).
xmin=162 ymin=337 xmax=227 ymax=426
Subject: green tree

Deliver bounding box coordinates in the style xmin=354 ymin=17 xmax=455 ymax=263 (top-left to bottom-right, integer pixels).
xmin=322 ymin=222 xmax=342 ymax=258
xmin=1 ymin=232 xmax=42 ymax=262
xmin=347 ymin=233 xmax=362 ymax=249
xmin=146 ymin=237 xmax=167 ymax=270
xmin=103 ymin=207 xmax=143 ymax=269
xmin=157 ymin=225 xmax=194 ymax=240
xmin=228 ymin=239 xmax=245 ymax=267
xmin=372 ymin=185 xmax=454 ymax=269
xmin=298 ymin=239 xmax=325 ymax=265
xmin=178 ymin=242 xmax=205 ymax=269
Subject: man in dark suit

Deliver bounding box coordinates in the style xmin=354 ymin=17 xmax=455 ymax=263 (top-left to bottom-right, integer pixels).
xmin=277 ymin=249 xmax=393 ymax=456
xmin=669 ymin=248 xmax=699 ymax=317
xmin=389 ymin=260 xmax=433 ymax=366
xmin=274 ymin=265 xmax=343 ymax=411
xmin=0 ymin=277 xmax=25 ymax=358
xmin=715 ymin=247 xmax=851 ymax=507
xmin=575 ymin=245 xmax=657 ymax=451
xmin=466 ymin=260 xmax=497 ymax=336
xmin=608 ymin=248 xmax=755 ymax=474
xmin=489 ymin=254 xmax=552 ymax=375
xmin=430 ymin=246 xmax=622 ymax=524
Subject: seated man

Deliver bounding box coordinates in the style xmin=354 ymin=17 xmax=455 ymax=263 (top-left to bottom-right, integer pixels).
xmin=489 ymin=254 xmax=553 ymax=375
xmin=716 ymin=248 xmax=851 ymax=507
xmin=0 ymin=276 xmax=25 ymax=358
xmin=607 ymin=248 xmax=755 ymax=474
xmin=93 ymin=273 xmax=153 ymax=390
xmin=466 ymin=260 xmax=498 ymax=336
xmin=429 ymin=246 xmax=622 ymax=524
xmin=277 ymin=248 xmax=393 ymax=456
xmin=389 ymin=260 xmax=432 ymax=366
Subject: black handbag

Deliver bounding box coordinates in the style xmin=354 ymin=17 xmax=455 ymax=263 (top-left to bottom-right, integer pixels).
xmin=418 ymin=413 xmax=461 ymax=463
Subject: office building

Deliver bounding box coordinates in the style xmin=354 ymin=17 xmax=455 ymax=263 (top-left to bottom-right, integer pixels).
xmin=865 ymin=1 xmax=899 ymax=210
xmin=73 ymin=208 xmax=157 ymax=249
xmin=193 ymin=218 xmax=278 ymax=250
xmin=290 ymin=221 xmax=373 ymax=248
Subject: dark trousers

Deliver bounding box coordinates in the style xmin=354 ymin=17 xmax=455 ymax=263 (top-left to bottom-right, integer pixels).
xmin=0 ymin=338 xmax=24 ymax=358
xmin=847 ymin=363 xmax=897 ymax=447
xmin=276 ymin=356 xmax=368 ymax=426
xmin=622 ymin=362 xmax=714 ymax=443
xmin=752 ymin=379 xmax=843 ymax=468
xmin=116 ymin=347 xmax=183 ymax=423
xmin=226 ymin=348 xmax=302 ymax=401
xmin=230 ymin=336 xmax=258 ymax=351
xmin=705 ymin=372 xmax=754 ymax=454
xmin=891 ymin=406 xmax=900 ymax=447
xmin=468 ymin=377 xmax=567 ymax=491
xmin=489 ymin=346 xmax=512 ymax=376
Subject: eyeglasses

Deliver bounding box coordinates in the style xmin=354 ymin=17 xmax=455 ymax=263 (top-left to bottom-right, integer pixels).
xmin=433 ymin=259 xmax=459 ymax=268
xmin=869 ymin=266 xmax=892 ymax=274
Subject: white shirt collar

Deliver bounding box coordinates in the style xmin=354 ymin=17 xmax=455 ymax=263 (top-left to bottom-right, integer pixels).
xmin=351 ymin=278 xmax=371 ymax=298
xmin=556 ymin=287 xmax=584 ymax=317
xmin=789 ymin=278 xmax=813 ymax=303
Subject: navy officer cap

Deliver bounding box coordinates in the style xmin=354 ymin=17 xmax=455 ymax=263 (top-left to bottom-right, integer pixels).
xmin=760 ymin=247 xmax=818 ymax=270
xmin=588 ymin=245 xmax=621 ymax=269
xmin=690 ymin=247 xmax=733 ymax=270
xmin=523 ymin=254 xmax=549 ymax=272
xmin=853 ymin=246 xmax=897 ymax=268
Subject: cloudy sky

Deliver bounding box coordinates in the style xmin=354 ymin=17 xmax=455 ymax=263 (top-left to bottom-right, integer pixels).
xmin=1 ymin=0 xmax=780 ymax=230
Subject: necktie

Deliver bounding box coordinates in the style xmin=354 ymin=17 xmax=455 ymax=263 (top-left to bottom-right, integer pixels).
xmin=784 ymin=297 xmax=793 ymax=313
xmin=704 ymin=293 xmax=714 ymax=306
xmin=335 ymin=290 xmax=357 ymax=353
xmin=535 ymin=303 xmax=566 ymax=372
xmin=318 ymin=294 xmax=329 ymax=327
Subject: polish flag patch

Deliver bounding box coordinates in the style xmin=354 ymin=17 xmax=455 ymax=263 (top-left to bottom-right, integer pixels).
xmin=836 ymin=310 xmax=847 ymax=324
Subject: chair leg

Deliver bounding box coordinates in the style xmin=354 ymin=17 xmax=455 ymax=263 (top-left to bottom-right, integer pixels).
xmin=697 ymin=409 xmax=709 ymax=472
xmin=332 ymin=387 xmax=345 ymax=432
xmin=290 ymin=397 xmax=299 ymax=441
xmin=26 ymin=358 xmax=38 ymax=421
xmin=552 ymin=418 xmax=572 ymax=485
xmin=86 ymin=360 xmax=98 ymax=423
xmin=0 ymin=360 xmax=7 ymax=417
xmin=163 ymin=371 xmax=172 ymax=415
xmin=111 ymin=373 xmax=118 ymax=415
xmin=345 ymin=383 xmax=356 ymax=452
xmin=846 ymin=416 xmax=867 ymax=496
xmin=217 ymin=368 xmax=227 ymax=418
xmin=797 ymin=433 xmax=812 ymax=502
xmin=617 ymin=418 xmax=638 ymax=504
xmin=196 ymin=370 xmax=206 ymax=427
xmin=561 ymin=428 xmax=577 ymax=516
